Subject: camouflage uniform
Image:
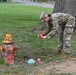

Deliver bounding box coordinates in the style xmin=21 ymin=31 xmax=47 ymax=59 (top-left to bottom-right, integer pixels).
xmin=41 ymin=13 xmax=75 ymax=54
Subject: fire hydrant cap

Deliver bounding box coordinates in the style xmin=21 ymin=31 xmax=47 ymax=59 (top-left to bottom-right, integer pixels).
xmin=3 ymin=34 xmax=14 ymax=43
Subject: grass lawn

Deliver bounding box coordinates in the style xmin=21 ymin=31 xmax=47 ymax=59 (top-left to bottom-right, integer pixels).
xmin=0 ymin=3 xmax=76 ymax=75
xmin=0 ymin=3 xmax=53 ymax=61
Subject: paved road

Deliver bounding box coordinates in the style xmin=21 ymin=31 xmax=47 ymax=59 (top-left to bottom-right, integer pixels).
xmin=0 ymin=1 xmax=54 ymax=8
xmin=23 ymin=1 xmax=54 ymax=8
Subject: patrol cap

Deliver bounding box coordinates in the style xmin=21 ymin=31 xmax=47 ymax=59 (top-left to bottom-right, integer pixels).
xmin=40 ymin=12 xmax=48 ymax=22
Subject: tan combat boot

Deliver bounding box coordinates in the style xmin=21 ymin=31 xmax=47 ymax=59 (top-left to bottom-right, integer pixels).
xmin=60 ymin=53 xmax=70 ymax=59
xmin=53 ymin=50 xmax=62 ymax=55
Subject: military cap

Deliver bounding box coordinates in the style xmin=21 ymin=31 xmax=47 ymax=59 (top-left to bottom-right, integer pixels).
xmin=40 ymin=12 xmax=48 ymax=22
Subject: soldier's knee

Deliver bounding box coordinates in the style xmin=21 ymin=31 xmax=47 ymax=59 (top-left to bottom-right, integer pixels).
xmin=64 ymin=27 xmax=74 ymax=35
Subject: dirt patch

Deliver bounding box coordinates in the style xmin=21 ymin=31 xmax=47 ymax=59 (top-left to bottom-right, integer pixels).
xmin=37 ymin=58 xmax=76 ymax=75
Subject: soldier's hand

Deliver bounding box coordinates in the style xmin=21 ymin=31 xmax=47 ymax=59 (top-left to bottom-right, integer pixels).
xmin=38 ymin=34 xmax=48 ymax=39
xmin=40 ymin=35 xmax=48 ymax=39
xmin=38 ymin=34 xmax=43 ymax=38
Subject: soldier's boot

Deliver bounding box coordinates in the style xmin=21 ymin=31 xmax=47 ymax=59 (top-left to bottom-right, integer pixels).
xmin=53 ymin=50 xmax=62 ymax=55
xmin=60 ymin=53 xmax=70 ymax=59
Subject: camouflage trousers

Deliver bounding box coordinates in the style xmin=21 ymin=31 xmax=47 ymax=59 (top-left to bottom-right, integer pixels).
xmin=58 ymin=17 xmax=75 ymax=53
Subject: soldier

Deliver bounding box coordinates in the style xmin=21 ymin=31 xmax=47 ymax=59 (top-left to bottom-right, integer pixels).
xmin=38 ymin=12 xmax=75 ymax=59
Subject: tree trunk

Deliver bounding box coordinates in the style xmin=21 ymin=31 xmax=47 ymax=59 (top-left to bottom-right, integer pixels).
xmin=0 ymin=0 xmax=3 ymax=2
xmin=53 ymin=0 xmax=76 ymax=29
xmin=53 ymin=0 xmax=66 ymax=13
xmin=63 ymin=0 xmax=76 ymax=17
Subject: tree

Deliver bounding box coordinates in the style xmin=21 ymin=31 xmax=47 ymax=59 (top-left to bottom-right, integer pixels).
xmin=0 ymin=0 xmax=7 ymax=2
xmin=0 ymin=0 xmax=2 ymax=2
xmin=53 ymin=0 xmax=76 ymax=29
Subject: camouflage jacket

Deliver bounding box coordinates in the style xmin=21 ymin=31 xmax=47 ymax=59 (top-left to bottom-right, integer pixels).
xmin=42 ymin=13 xmax=75 ymax=38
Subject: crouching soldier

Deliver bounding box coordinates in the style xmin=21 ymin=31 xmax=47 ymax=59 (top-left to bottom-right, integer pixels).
xmin=38 ymin=12 xmax=75 ymax=59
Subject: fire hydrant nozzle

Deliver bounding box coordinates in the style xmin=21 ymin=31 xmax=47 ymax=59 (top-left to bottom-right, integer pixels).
xmin=0 ymin=46 xmax=3 ymax=50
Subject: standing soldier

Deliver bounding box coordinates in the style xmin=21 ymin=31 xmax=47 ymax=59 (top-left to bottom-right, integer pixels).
xmin=38 ymin=12 xmax=75 ymax=59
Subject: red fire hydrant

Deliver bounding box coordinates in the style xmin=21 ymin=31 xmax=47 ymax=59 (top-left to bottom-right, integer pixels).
xmin=0 ymin=34 xmax=18 ymax=64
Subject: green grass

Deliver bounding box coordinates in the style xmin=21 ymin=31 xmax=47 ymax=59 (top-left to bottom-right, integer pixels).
xmin=0 ymin=3 xmax=76 ymax=75
xmin=0 ymin=3 xmax=54 ymax=60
